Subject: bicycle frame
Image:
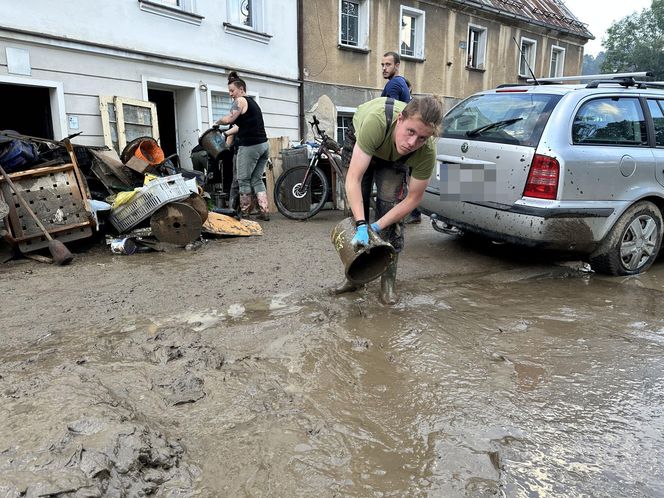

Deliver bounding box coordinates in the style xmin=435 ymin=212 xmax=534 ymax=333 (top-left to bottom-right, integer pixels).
xmin=298 ymin=119 xmax=343 ymax=193
xmin=273 ymin=115 xmax=348 ymax=219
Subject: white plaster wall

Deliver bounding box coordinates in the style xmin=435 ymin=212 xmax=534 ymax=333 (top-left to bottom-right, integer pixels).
xmin=0 ymin=0 xmax=300 ymax=168
xmin=0 ymin=0 xmax=298 ymax=80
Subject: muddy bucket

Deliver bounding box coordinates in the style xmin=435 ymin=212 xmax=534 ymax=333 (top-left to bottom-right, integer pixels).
xmin=199 ymin=128 xmax=228 ymax=160
xmin=331 ymin=217 xmax=396 ymax=284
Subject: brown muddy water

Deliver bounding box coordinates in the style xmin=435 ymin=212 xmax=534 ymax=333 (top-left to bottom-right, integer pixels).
xmin=2 ymin=267 xmax=664 ymax=496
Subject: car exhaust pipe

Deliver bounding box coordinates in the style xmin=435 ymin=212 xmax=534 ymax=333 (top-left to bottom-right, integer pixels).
xmin=430 ymin=213 xmax=463 ymax=236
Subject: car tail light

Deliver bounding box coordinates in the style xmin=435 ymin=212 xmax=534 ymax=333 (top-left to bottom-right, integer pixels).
xmin=523 ymin=154 xmax=559 ymax=200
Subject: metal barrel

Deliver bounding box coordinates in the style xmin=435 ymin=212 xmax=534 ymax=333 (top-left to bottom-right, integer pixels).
xmin=199 ymin=128 xmax=228 ymax=160
xmin=331 ymin=217 xmax=395 ymax=284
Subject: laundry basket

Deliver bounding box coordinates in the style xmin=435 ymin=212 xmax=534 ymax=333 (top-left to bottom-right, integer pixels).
xmin=109 ymin=174 xmax=191 ymax=232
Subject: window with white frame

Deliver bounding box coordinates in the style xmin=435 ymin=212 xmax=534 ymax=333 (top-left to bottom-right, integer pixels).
xmin=400 ymin=6 xmax=425 ymax=59
xmin=549 ymin=45 xmax=565 ymax=78
xmin=211 ymin=92 xmax=234 ymax=123
xmin=336 ymin=112 xmax=354 ymax=144
xmin=519 ymin=37 xmax=537 ymax=77
xmin=226 ymin=0 xmax=265 ymax=32
xmin=467 ymin=24 xmax=487 ymax=69
xmin=339 ymin=0 xmax=369 ymax=50
xmin=210 ymin=89 xmax=259 ymax=125
xmin=138 ymin=0 xmax=203 ymax=24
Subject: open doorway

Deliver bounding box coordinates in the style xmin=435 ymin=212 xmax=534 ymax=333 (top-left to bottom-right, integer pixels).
xmin=148 ymin=88 xmax=177 ymax=158
xmin=0 ymin=83 xmax=53 ymax=138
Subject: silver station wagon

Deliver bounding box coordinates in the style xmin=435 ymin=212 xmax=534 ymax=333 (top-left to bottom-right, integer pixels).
xmin=420 ymin=72 xmax=664 ymax=275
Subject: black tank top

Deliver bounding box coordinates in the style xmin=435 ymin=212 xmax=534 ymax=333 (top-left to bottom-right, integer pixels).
xmin=236 ymin=97 xmax=267 ymax=146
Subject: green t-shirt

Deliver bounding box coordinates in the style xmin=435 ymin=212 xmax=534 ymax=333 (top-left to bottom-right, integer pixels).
xmin=352 ymin=97 xmax=436 ymax=180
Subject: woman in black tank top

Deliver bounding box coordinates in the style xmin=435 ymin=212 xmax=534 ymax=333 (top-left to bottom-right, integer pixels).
xmin=215 ymin=71 xmax=270 ymax=220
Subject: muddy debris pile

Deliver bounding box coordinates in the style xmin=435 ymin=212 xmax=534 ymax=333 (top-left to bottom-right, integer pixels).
xmin=0 ymin=131 xmax=261 ymax=267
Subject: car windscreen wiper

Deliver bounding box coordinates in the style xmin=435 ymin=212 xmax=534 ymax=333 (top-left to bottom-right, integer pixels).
xmin=466 ymin=117 xmax=523 ymax=137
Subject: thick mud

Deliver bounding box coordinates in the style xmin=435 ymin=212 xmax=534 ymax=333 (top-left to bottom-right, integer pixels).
xmin=1 ymin=212 xmax=663 ymax=496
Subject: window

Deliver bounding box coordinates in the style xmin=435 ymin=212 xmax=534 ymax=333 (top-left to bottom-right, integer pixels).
xmin=138 ymin=0 xmax=203 ymax=25
xmin=400 ymin=6 xmax=425 ymax=60
xmin=519 ymin=37 xmax=537 ymax=78
xmin=648 ymin=100 xmax=664 ymax=146
xmin=99 ymin=96 xmax=159 ymax=154
xmin=442 ymin=93 xmax=562 ymax=147
xmin=339 ymin=0 xmax=369 ymax=50
xmin=211 ymin=93 xmax=234 ymax=123
xmin=208 ymin=88 xmax=259 ymax=126
xmin=224 ymin=0 xmax=271 ymax=42
xmin=467 ymin=24 xmax=488 ymax=69
xmin=572 ymin=97 xmax=647 ymax=146
xmin=549 ymin=45 xmax=565 ymax=78
xmin=336 ymin=112 xmax=354 ymax=144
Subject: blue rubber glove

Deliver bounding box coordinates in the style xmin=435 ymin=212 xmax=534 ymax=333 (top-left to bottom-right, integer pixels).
xmin=371 ymin=222 xmax=381 ymax=232
xmin=351 ymin=224 xmax=369 ymax=248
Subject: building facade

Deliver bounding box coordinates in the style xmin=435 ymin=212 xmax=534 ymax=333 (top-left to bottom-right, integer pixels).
xmin=0 ymin=0 xmax=300 ymax=169
xmin=301 ymin=0 xmax=592 ymax=143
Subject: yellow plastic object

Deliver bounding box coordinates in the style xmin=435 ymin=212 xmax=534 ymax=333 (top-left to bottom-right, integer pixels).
xmin=202 ymin=212 xmax=263 ymax=237
xmin=143 ymin=174 xmax=159 ymax=185
xmin=111 ymin=189 xmax=139 ymax=209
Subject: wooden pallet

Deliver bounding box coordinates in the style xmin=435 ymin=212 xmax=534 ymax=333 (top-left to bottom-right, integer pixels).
xmin=0 ymin=163 xmax=94 ymax=253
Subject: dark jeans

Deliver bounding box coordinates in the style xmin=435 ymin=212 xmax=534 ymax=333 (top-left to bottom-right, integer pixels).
xmin=341 ymin=123 xmax=408 ymax=252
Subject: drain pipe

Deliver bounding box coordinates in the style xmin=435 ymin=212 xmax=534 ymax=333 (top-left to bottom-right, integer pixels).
xmin=297 ymin=0 xmax=305 ymax=138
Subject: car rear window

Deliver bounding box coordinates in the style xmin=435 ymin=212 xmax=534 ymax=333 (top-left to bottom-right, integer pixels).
xmin=442 ymin=92 xmax=562 ymax=147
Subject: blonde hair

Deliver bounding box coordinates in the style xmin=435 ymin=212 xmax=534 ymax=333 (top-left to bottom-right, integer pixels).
xmin=402 ymin=96 xmax=443 ymax=135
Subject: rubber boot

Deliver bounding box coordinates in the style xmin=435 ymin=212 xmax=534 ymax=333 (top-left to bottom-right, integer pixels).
xmin=256 ymin=191 xmax=270 ymax=221
xmin=249 ymin=194 xmax=260 ymax=216
xmin=379 ymin=255 xmax=398 ymax=305
xmin=239 ymin=193 xmax=252 ymax=218
xmin=332 ymin=278 xmax=361 ymax=295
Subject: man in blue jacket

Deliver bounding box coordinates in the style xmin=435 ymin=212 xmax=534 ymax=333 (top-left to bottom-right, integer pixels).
xmin=380 ymin=52 xmax=411 ymax=103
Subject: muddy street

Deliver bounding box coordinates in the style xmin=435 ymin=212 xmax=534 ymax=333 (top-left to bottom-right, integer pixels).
xmin=1 ymin=212 xmax=663 ymax=497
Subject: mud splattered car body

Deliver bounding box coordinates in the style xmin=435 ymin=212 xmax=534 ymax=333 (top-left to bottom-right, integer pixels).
xmin=421 ymin=74 xmax=664 ymax=275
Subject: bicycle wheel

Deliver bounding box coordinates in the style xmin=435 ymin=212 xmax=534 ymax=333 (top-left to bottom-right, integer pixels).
xmin=274 ymin=165 xmax=329 ymax=220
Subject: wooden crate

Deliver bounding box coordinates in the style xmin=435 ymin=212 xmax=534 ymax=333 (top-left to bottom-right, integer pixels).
xmin=0 ymin=163 xmax=94 ymax=253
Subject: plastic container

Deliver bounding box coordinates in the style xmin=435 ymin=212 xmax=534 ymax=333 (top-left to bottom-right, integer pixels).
xmin=135 ymin=139 xmax=165 ymax=165
xmin=199 ymin=128 xmax=228 ymax=160
xmin=109 ymin=174 xmax=191 ymax=232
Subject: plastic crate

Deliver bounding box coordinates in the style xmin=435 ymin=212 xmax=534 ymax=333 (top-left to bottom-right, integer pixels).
xmin=110 ymin=174 xmax=191 ymax=232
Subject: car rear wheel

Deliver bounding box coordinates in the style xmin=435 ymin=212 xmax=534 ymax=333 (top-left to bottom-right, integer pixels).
xmin=590 ymin=201 xmax=663 ymax=276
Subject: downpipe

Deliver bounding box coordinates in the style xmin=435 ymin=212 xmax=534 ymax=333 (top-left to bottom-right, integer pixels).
xmin=430 ymin=213 xmax=463 ymax=236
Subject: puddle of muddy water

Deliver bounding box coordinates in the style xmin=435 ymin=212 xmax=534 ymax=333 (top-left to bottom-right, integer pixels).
xmin=1 ymin=271 xmax=664 ymax=496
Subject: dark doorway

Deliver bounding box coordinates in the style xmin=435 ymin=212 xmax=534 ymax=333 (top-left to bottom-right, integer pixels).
xmin=148 ymin=89 xmax=177 ymax=158
xmin=0 ymin=84 xmax=53 ymax=138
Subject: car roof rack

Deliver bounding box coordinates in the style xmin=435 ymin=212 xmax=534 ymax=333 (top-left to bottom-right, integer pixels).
xmin=635 ymin=81 xmax=664 ymax=89
xmin=527 ymin=71 xmax=653 ymax=84
xmin=585 ymin=77 xmax=647 ymax=89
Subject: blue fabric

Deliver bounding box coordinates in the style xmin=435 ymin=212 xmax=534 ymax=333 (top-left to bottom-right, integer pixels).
xmin=380 ymin=76 xmax=411 ymax=103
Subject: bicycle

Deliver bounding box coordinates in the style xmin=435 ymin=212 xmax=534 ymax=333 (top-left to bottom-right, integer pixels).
xmin=274 ymin=116 xmax=347 ymax=220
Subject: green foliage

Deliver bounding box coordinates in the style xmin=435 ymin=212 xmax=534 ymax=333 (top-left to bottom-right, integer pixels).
xmin=582 ymin=52 xmax=605 ymax=75
xmin=601 ymin=1 xmax=664 ymax=79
